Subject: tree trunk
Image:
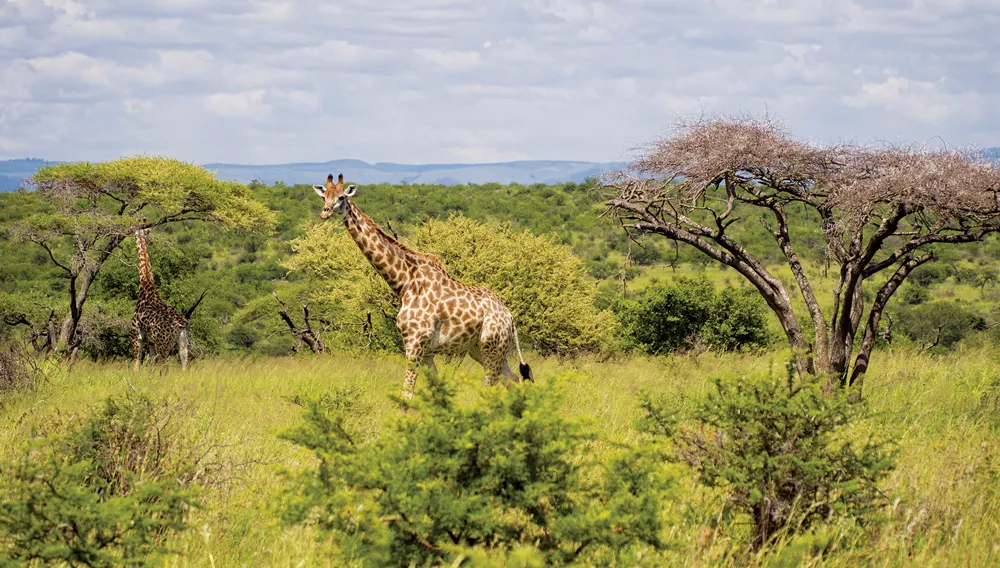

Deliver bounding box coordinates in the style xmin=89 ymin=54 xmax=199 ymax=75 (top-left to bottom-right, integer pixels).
xmin=56 ymin=268 xmax=98 ymax=354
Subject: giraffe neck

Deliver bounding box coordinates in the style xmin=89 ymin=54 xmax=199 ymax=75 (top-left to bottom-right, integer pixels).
xmin=343 ymin=201 xmax=415 ymax=295
xmin=135 ymin=229 xmax=161 ymax=301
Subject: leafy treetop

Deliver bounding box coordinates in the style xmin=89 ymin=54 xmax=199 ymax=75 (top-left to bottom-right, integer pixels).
xmin=27 ymin=156 xmax=275 ymax=234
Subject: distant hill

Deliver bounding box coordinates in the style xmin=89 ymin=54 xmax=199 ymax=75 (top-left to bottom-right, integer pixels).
xmin=5 ymin=149 xmax=997 ymax=192
xmin=0 ymin=158 xmax=59 ymax=191
xmin=201 ymin=159 xmax=619 ymax=186
xmin=0 ymin=158 xmax=620 ymax=191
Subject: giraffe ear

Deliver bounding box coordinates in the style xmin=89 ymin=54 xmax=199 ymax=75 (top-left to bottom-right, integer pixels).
xmin=344 ymin=184 xmax=357 ymax=197
xmin=312 ymin=185 xmax=326 ymax=198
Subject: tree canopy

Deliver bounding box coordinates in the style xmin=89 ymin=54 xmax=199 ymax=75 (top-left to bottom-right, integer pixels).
xmin=7 ymin=156 xmax=275 ymax=354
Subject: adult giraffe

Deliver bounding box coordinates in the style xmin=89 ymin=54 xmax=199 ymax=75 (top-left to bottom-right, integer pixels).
xmin=313 ymin=173 xmax=532 ymax=396
xmin=131 ymin=228 xmax=204 ymax=371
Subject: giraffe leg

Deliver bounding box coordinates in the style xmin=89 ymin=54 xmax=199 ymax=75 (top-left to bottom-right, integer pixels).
xmin=131 ymin=318 xmax=144 ymax=372
xmin=401 ymin=335 xmax=440 ymax=399
xmin=177 ymin=327 xmax=190 ymax=371
xmin=479 ymin=318 xmax=514 ymax=387
xmin=151 ymin=333 xmax=173 ymax=373
xmin=402 ymin=337 xmax=425 ymax=399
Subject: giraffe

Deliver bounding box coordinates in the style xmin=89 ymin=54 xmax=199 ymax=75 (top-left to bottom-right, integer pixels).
xmin=312 ymin=173 xmax=532 ymax=396
xmin=131 ymin=228 xmax=200 ymax=371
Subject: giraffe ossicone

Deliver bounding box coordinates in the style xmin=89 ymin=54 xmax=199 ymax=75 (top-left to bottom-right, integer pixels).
xmin=313 ymin=172 xmax=532 ymax=397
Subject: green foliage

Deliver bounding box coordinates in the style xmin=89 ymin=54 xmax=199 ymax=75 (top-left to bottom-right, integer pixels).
xmin=0 ymin=446 xmax=194 ymax=567
xmin=68 ymin=391 xmax=192 ymax=496
xmin=30 ymin=156 xmax=275 ymax=233
xmin=615 ymin=276 xmax=713 ymax=354
xmin=651 ymin=364 xmax=896 ymax=549
xmin=285 ymin=215 xmax=614 ymax=354
xmin=0 ymin=391 xmax=202 ymax=566
xmin=900 ymin=283 xmax=930 ymax=305
xmin=895 ymin=301 xmax=986 ymax=350
xmin=909 ymin=264 xmax=947 ymax=287
xmin=616 ymin=276 xmax=772 ymax=354
xmin=283 ymin=227 xmax=403 ymax=352
xmin=702 ymin=286 xmax=773 ymax=352
xmin=281 ymin=372 xmax=673 ymax=566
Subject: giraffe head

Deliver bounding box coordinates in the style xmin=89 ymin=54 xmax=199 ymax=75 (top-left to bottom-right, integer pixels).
xmin=312 ymin=173 xmax=357 ymax=220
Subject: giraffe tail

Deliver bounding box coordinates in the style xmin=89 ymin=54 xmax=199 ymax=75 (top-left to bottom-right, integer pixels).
xmin=183 ymin=289 xmax=209 ymax=320
xmin=511 ymin=323 xmax=533 ymax=382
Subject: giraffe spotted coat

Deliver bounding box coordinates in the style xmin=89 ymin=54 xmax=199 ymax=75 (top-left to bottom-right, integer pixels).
xmin=313 ymin=174 xmax=532 ymax=396
xmin=131 ymin=228 xmax=191 ymax=371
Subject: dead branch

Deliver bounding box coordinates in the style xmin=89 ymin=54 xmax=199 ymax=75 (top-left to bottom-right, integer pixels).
xmin=272 ymin=293 xmax=326 ymax=355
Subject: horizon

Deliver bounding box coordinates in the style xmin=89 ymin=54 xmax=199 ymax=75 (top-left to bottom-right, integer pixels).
xmin=2 ymin=1 xmax=999 ymax=165
xmin=0 ymin=156 xmax=622 ymax=167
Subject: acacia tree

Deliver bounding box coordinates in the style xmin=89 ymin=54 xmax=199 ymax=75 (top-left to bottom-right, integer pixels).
xmin=606 ymin=115 xmax=1000 ymax=394
xmin=6 ymin=156 xmax=275 ymax=355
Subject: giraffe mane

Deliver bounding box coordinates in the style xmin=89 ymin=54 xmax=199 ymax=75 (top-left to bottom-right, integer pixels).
xmin=353 ymin=208 xmax=450 ymax=273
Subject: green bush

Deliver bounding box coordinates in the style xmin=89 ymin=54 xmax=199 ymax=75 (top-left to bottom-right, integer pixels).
xmin=0 ymin=392 xmax=205 ymax=566
xmin=615 ymin=276 xmax=771 ymax=354
xmin=0 ymin=445 xmax=195 ymax=567
xmin=281 ymin=372 xmax=673 ymax=566
xmin=615 ymin=276 xmax=713 ymax=354
xmin=900 ymin=283 xmax=930 ymax=305
xmin=67 ymin=391 xmax=223 ymax=496
xmin=895 ymin=301 xmax=986 ymax=350
xmin=909 ymin=264 xmax=947 ymax=287
xmin=646 ymin=365 xmax=896 ymax=549
xmin=703 ymin=286 xmax=772 ymax=352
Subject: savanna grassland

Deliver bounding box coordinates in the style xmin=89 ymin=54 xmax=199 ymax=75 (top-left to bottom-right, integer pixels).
xmin=3 ymin=159 xmax=1000 ymax=566
xmin=2 ymin=348 xmax=999 ymax=566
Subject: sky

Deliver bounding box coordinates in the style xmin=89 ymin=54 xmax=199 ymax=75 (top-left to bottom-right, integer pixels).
xmin=0 ymin=0 xmax=998 ymax=165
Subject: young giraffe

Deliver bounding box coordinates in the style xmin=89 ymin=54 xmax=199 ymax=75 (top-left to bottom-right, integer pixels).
xmin=313 ymin=173 xmax=532 ymax=396
xmin=131 ymin=228 xmax=195 ymax=371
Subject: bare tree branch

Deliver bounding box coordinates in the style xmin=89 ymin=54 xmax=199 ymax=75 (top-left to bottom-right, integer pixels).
xmin=607 ymin=113 xmax=1000 ymax=395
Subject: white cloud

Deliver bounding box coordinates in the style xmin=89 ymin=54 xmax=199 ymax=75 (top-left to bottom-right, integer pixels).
xmin=204 ymin=89 xmax=269 ymax=118
xmin=281 ymin=89 xmax=320 ymax=112
xmin=414 ymin=48 xmax=482 ymax=71
xmin=843 ymin=74 xmax=984 ymax=123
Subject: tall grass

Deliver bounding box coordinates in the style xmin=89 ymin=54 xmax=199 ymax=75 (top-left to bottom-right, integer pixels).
xmin=1 ymin=347 xmax=998 ymax=566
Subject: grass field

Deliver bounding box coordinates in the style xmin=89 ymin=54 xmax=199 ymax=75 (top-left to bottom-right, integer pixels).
xmin=2 ymin=347 xmax=1000 ymax=567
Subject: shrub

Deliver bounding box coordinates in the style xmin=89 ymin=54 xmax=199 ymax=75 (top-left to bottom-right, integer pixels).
xmin=616 ymin=276 xmax=772 ymax=354
xmin=0 ymin=443 xmax=194 ymax=567
xmin=615 ymin=276 xmax=714 ymax=354
xmin=0 ymin=339 xmax=44 ymax=395
xmin=0 ymin=392 xmax=206 ymax=566
xmin=646 ymin=365 xmax=896 ymax=549
xmin=909 ymin=264 xmax=947 ymax=287
xmin=900 ymin=283 xmax=930 ymax=305
xmin=703 ymin=286 xmax=773 ymax=352
xmin=895 ymin=301 xmax=987 ymax=350
xmin=281 ymin=372 xmax=673 ymax=566
xmin=67 ymin=391 xmax=221 ymax=495
xmin=77 ymin=299 xmax=133 ymax=361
